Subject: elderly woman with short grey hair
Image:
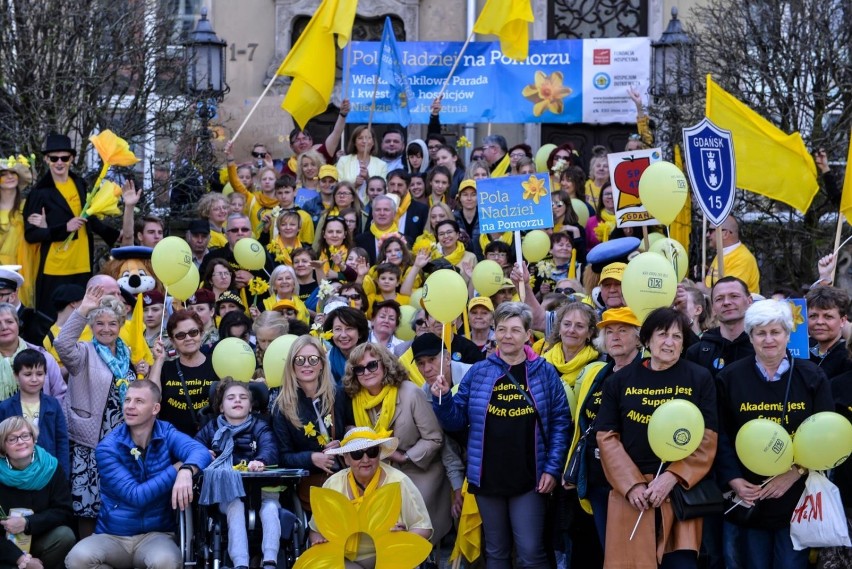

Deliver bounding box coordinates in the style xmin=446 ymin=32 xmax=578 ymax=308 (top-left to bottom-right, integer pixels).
xmin=717 ymin=300 xmax=833 ymax=569
xmin=432 ymin=301 xmax=571 ymax=568
xmin=0 ymin=303 xmax=65 ymax=402
xmin=54 ymin=285 xmax=136 ymax=538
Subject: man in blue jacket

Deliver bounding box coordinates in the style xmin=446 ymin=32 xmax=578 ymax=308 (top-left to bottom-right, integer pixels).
xmin=65 ymin=380 xmax=211 ymax=569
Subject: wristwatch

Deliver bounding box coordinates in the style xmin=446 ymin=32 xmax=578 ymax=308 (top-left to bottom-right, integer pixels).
xmin=179 ymin=464 xmax=196 ymax=475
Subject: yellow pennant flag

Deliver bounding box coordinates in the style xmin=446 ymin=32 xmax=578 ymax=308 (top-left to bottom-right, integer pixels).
xmin=473 ymin=0 xmax=534 ymax=61
xmin=277 ymin=0 xmax=358 ymax=129
xmin=706 ymin=75 xmax=818 ymax=213
xmin=840 ymin=129 xmax=852 ymax=224
xmin=449 ymin=479 xmax=482 ymax=563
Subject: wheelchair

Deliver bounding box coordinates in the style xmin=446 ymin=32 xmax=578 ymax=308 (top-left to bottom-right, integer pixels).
xmin=179 ymin=468 xmax=309 ymax=568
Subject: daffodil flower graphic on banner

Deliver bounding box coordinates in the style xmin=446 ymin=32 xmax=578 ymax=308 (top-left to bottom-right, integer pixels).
xmin=522 ymin=71 xmax=573 ymax=117
xmin=294 ymin=483 xmax=431 ymax=569
xmin=522 ymin=175 xmax=549 ymax=205
xmin=788 ymin=301 xmax=804 ymax=332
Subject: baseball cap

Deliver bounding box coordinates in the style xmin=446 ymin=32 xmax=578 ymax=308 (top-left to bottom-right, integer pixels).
xmin=600 ymin=262 xmax=626 ymax=283
xmin=411 ymin=333 xmax=444 ymax=360
xmin=319 ymin=165 xmax=338 ymax=180
xmin=272 ymin=298 xmax=297 ymax=313
xmin=597 ymin=306 xmax=641 ymax=329
xmin=458 ymin=179 xmax=477 ymax=193
xmin=468 ymin=297 xmax=494 ymax=312
xmin=188 ymin=219 xmax=211 ymax=235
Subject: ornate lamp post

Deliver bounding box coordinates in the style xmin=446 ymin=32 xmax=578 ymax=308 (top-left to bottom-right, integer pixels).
xmin=185 ymin=8 xmax=227 ymax=196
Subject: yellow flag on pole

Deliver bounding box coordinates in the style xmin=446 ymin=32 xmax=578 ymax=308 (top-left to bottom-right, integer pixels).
xmin=705 ymin=75 xmax=818 ymax=213
xmin=840 ymin=129 xmax=852 ymax=224
xmin=449 ymin=479 xmax=482 ymax=563
xmin=124 ymin=294 xmax=154 ymax=371
xmin=473 ymin=0 xmax=534 ymax=61
xmin=277 ymin=0 xmax=358 ymax=129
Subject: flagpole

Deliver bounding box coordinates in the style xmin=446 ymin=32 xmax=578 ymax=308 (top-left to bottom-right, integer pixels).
xmin=438 ymin=31 xmax=475 ymax=100
xmin=341 ymin=43 xmax=354 ymax=154
xmin=367 ymin=70 xmax=380 ymax=129
xmin=701 ymin=215 xmax=707 ymax=281
xmin=232 ymin=74 xmax=280 ymax=144
xmin=832 ymin=215 xmax=844 ymax=283
xmin=514 ymin=231 xmax=525 ymax=302
xmin=715 ymin=222 xmax=725 ymax=282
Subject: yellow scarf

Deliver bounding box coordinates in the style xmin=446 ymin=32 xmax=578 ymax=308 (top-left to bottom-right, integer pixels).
xmin=593 ymin=210 xmax=616 ymax=243
xmin=491 ymin=152 xmax=511 ymax=177
xmin=268 ymin=238 xmax=298 ymax=266
xmin=442 ymin=241 xmax=467 ymax=266
xmin=412 ymin=233 xmax=437 ymax=257
xmin=395 ymin=192 xmax=412 ymax=222
xmin=320 ymin=245 xmax=348 ymax=273
xmin=543 ymin=343 xmax=599 ymax=389
xmin=345 ymin=467 xmax=382 ymax=559
xmin=352 ymin=385 xmax=398 ymax=434
xmin=428 ymin=194 xmax=446 ymax=208
xmin=287 ymin=156 xmax=298 ymax=174
xmin=370 ymin=221 xmax=400 ymax=241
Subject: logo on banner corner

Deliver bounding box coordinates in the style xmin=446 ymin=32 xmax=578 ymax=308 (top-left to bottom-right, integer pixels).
xmin=593 ymin=73 xmax=611 ymax=90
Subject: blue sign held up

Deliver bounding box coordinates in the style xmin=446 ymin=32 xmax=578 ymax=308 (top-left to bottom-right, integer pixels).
xmin=786 ymin=298 xmax=809 ymax=360
xmin=682 ymin=118 xmax=736 ymax=226
xmin=477 ymin=174 xmax=554 ymax=234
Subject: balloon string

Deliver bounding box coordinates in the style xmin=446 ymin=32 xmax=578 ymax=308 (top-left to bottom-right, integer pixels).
xmin=159 ymin=285 xmax=169 ymax=339
xmin=833 ymin=233 xmax=852 ymax=257
xmin=723 ymin=474 xmax=778 ymax=514
xmin=629 ymin=462 xmax=664 ymax=541
xmin=439 ymin=323 xmax=446 ymax=405
xmin=664 ymin=225 xmax=679 ymax=280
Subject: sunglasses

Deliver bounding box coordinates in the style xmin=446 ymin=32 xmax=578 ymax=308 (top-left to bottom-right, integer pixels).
xmin=554 ymin=287 xmax=576 ymax=295
xmin=251 ymin=151 xmax=266 ymax=158
xmin=294 ymin=355 xmax=322 ymax=367
xmin=47 ymin=155 xmax=72 ymax=163
xmin=353 ymin=360 xmax=380 ymax=376
xmin=227 ymin=227 xmax=252 ymax=234
xmin=414 ymin=319 xmax=429 ymax=327
xmin=341 ymin=293 xmax=361 ymax=301
xmin=348 ymin=446 xmax=381 ymax=460
xmin=173 ymin=328 xmax=201 ymax=341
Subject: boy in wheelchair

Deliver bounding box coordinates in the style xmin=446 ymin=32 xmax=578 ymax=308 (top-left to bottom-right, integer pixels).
xmin=196 ymin=379 xmax=281 ymax=569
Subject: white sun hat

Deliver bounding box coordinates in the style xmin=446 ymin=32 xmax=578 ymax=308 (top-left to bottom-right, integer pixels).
xmin=324 ymin=427 xmax=399 ymax=459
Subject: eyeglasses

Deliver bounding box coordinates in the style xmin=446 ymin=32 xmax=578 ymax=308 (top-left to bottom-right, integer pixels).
xmin=552 ymin=202 xmax=566 ymax=208
xmin=471 ymin=155 xmax=484 ymax=161
xmin=5 ymin=433 xmax=32 ymax=444
xmin=554 ymin=287 xmax=576 ymax=295
xmin=414 ymin=319 xmax=429 ymax=327
xmin=173 ymin=328 xmax=201 ymax=341
xmin=486 ymin=252 xmax=508 ymax=259
xmin=353 ymin=360 xmax=380 ymax=376
xmin=294 ymin=355 xmax=322 ymax=367
xmin=227 ymin=227 xmax=252 ymax=234
xmin=510 ymin=152 xmax=527 ymax=159
xmin=437 ymin=231 xmax=457 ymax=238
xmin=251 ymin=151 xmax=266 ymax=158
xmin=556 ymin=154 xmax=571 ymax=160
xmin=348 ymin=446 xmax=381 ymax=460
xmin=341 ymin=293 xmax=361 ymax=301
xmin=47 ymin=155 xmax=72 ymax=163
xmin=212 ymin=272 xmax=231 ymax=278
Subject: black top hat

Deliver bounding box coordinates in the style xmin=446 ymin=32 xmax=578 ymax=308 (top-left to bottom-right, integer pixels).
xmin=42 ymin=133 xmax=76 ymax=156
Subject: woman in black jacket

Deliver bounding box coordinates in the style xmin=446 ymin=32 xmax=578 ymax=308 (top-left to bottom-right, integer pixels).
xmin=0 ymin=416 xmax=75 ymax=569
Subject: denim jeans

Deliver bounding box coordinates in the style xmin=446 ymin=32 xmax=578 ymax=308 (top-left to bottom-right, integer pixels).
xmin=743 ymin=526 xmax=809 ymax=569
xmin=475 ymin=490 xmax=549 ymax=568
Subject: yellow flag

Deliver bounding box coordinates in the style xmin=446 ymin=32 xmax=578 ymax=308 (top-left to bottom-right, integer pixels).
xmin=277 ymin=0 xmax=358 ymax=129
xmin=706 ymin=75 xmax=818 ymax=212
xmin=841 ymin=129 xmax=852 ymax=224
xmin=473 ymin=0 xmax=534 ymax=61
xmin=449 ymin=479 xmax=482 ymax=562
xmin=125 ymin=293 xmax=154 ymax=368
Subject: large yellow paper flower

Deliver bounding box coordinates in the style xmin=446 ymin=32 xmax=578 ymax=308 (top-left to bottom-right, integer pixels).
xmin=788 ymin=301 xmax=804 ymax=332
xmin=522 ymin=175 xmax=549 ymax=205
xmin=522 ymin=71 xmax=573 ymax=117
xmin=84 ymin=180 xmax=122 ymax=218
xmin=89 ymin=130 xmax=140 ymax=167
xmin=294 ymin=484 xmax=431 ymax=569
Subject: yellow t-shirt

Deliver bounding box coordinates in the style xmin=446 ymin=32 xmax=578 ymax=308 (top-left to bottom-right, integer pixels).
xmin=45 ymin=179 xmax=90 ymax=275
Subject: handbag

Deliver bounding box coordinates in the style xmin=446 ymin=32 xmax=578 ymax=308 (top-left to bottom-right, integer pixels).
xmin=670 ymin=478 xmax=725 ymax=520
xmin=564 ymin=424 xmax=593 ymax=486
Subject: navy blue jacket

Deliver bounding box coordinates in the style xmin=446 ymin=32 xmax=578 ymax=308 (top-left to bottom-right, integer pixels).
xmin=0 ymin=392 xmax=69 ymax=477
xmin=432 ymin=346 xmax=572 ymax=487
xmin=195 ymin=415 xmax=278 ymax=467
xmin=95 ymin=420 xmax=211 ymax=536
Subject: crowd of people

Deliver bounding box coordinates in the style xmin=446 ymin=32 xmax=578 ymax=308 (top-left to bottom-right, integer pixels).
xmin=0 ymin=90 xmax=849 ymax=569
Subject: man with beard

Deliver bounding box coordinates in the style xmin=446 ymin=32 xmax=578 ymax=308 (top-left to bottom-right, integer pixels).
xmin=380 ymin=126 xmax=407 ymax=172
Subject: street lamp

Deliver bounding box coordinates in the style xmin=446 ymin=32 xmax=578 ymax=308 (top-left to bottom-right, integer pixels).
xmin=184 ymin=8 xmax=227 ymax=199
xmin=650 ymin=7 xmax=694 ymax=101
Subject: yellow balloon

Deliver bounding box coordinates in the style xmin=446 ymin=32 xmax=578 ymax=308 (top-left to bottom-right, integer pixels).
xmin=793 ymin=412 xmax=852 ymax=470
xmin=168 ymin=264 xmax=200 ymax=301
xmin=471 ymin=260 xmax=505 ymax=296
xmin=408 ymin=288 xmax=424 ymax=309
xmin=152 ymin=236 xmax=192 ymax=286
xmin=650 ymin=238 xmax=688 ymax=281
xmin=422 ymin=269 xmax=468 ymax=323
xmin=647 ymin=399 xmax=705 ymax=462
xmin=571 ymin=198 xmax=590 ymax=227
xmin=522 ymin=230 xmax=551 ymax=263
xmin=735 ymin=418 xmax=794 ymax=476
xmin=212 ymin=337 xmax=257 ymax=382
xmin=535 ymin=144 xmax=557 ymax=173
xmin=638 ymin=161 xmax=688 ymax=226
xmin=397 ymin=305 xmax=418 ymax=341
xmin=233 ymin=238 xmax=267 ymax=271
xmin=262 ymin=334 xmax=299 ymax=388
xmin=638 ymin=232 xmax=664 ymax=252
xmin=621 ymin=252 xmax=677 ymax=321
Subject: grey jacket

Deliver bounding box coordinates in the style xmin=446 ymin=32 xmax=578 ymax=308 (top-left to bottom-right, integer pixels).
xmin=54 ymin=310 xmax=121 ymax=448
